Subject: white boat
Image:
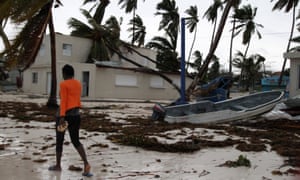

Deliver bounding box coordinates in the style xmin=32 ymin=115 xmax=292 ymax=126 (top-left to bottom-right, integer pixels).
xmin=152 ymin=90 xmax=284 ymax=124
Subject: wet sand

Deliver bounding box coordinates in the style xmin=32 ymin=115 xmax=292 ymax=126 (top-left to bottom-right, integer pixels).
xmin=0 ymin=92 xmax=299 ymax=180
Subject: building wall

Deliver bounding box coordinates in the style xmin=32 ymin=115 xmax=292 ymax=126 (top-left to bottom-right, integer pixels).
xmin=23 ymin=63 xmax=190 ymax=101
xmin=94 ymin=67 xmax=189 ymax=100
xmin=284 ymin=52 xmax=300 ymax=97
xmin=23 ymin=62 xmax=96 ymax=96
xmin=36 ymin=33 xmax=92 ymax=65
xmin=23 ymin=33 xmax=189 ymax=101
xmin=23 ymin=65 xmax=50 ymax=94
xmin=289 ymin=58 xmax=300 ymax=97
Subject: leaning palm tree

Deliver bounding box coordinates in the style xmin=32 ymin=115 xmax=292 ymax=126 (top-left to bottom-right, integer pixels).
xmin=186 ymin=0 xmax=241 ymax=100
xmin=127 ymin=14 xmax=146 ymax=47
xmin=68 ymin=6 xmax=115 ymax=62
xmin=118 ymin=0 xmax=146 ymax=45
xmin=0 ymin=0 xmax=62 ymax=108
xmin=271 ymin=0 xmax=299 ymax=86
xmin=185 ymin=5 xmax=199 ymax=71
xmin=70 ymin=5 xmax=181 ymax=93
xmin=234 ymin=4 xmax=263 ymax=57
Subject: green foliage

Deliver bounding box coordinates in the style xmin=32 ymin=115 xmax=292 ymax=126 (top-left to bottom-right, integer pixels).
xmin=235 ymin=155 xmax=251 ymax=167
xmin=68 ymin=2 xmax=121 ymax=62
xmin=221 ymin=155 xmax=251 ymax=167
xmin=233 ymin=51 xmax=265 ymax=90
xmin=156 ymin=50 xmax=179 ymax=72
xmin=127 ymin=14 xmax=146 ymax=47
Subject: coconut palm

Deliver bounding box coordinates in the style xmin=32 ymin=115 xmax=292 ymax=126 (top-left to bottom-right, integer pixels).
xmin=0 ymin=0 xmax=63 ymax=107
xmin=155 ymin=0 xmax=179 ymax=50
xmin=185 ymin=5 xmax=199 ymax=71
xmin=118 ymin=0 xmax=146 ymax=45
xmin=146 ymin=0 xmax=180 ymax=72
xmin=188 ymin=50 xmax=203 ymax=72
xmin=70 ymin=4 xmax=181 ymax=93
xmin=228 ymin=7 xmax=240 ymax=74
xmin=146 ymin=29 xmax=179 ymax=72
xmin=271 ymin=0 xmax=299 ymax=86
xmin=234 ymin=4 xmax=263 ymax=57
xmin=186 ymin=0 xmax=241 ymax=100
xmin=68 ymin=2 xmax=116 ymax=62
xmin=207 ymin=55 xmax=220 ymax=80
xmin=233 ymin=51 xmax=265 ymax=90
xmin=127 ymin=14 xmax=146 ymax=47
xmin=203 ymin=0 xmax=224 ymax=49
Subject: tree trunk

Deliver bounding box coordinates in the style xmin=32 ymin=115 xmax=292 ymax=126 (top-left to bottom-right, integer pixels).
xmin=186 ymin=25 xmax=197 ymax=72
xmin=210 ymin=17 xmax=217 ymax=50
xmin=46 ymin=10 xmax=58 ymax=108
xmin=186 ymin=0 xmax=235 ymax=100
xmin=0 ymin=20 xmax=10 ymax=50
xmin=244 ymin=38 xmax=251 ymax=58
xmin=229 ymin=18 xmax=236 ymax=73
xmin=278 ymin=5 xmax=295 ymax=86
xmin=131 ymin=9 xmax=136 ymax=45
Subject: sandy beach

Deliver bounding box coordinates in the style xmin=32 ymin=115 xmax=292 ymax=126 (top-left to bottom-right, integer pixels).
xmin=0 ymin=92 xmax=299 ymax=180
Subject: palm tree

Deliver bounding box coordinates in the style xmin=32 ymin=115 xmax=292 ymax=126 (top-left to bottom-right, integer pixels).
xmin=146 ymin=0 xmax=180 ymax=72
xmin=70 ymin=3 xmax=182 ymax=93
xmin=155 ymin=0 xmax=179 ymax=50
xmin=228 ymin=6 xmax=240 ymax=74
xmin=127 ymin=14 xmax=146 ymax=47
xmin=271 ymin=0 xmax=299 ymax=86
xmin=0 ymin=0 xmax=62 ymax=108
xmin=188 ymin=50 xmax=203 ymax=73
xmin=207 ymin=57 xmax=220 ymax=81
xmin=118 ymin=0 xmax=146 ymax=45
xmin=186 ymin=0 xmax=241 ymax=100
xmin=234 ymin=4 xmax=263 ymax=57
xmin=203 ymin=0 xmax=224 ymax=49
xmin=146 ymin=30 xmax=179 ymax=72
xmin=68 ymin=2 xmax=114 ymax=62
xmin=185 ymin=5 xmax=199 ymax=71
xmin=233 ymin=51 xmax=265 ymax=90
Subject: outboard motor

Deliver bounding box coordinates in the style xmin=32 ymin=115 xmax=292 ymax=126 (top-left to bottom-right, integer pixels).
xmin=151 ymin=103 xmax=166 ymax=121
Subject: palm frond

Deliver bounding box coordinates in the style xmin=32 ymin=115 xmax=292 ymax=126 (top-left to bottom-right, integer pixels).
xmin=68 ymin=18 xmax=94 ymax=38
xmin=2 ymin=2 xmax=51 ymax=71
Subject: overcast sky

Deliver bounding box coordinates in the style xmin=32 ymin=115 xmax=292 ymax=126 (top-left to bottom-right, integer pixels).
xmin=2 ymin=0 xmax=297 ymax=72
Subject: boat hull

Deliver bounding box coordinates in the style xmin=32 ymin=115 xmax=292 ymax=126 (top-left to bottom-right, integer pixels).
xmin=163 ymin=91 xmax=284 ymax=124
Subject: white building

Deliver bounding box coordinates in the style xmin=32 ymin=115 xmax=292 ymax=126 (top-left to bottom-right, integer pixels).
xmin=284 ymin=51 xmax=300 ymax=97
xmin=23 ymin=33 xmax=192 ymax=101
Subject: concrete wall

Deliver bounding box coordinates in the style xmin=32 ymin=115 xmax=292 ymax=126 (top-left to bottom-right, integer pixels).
xmin=23 ymin=33 xmax=189 ymax=101
xmin=23 ymin=62 xmax=96 ymax=96
xmin=94 ymin=67 xmax=189 ymax=100
xmin=23 ymin=63 xmax=190 ymax=101
xmin=284 ymin=51 xmax=300 ymax=97
xmin=36 ymin=33 xmax=92 ymax=65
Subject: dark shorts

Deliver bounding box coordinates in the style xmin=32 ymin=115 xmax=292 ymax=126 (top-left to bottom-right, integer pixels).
xmin=55 ymin=115 xmax=82 ymax=152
